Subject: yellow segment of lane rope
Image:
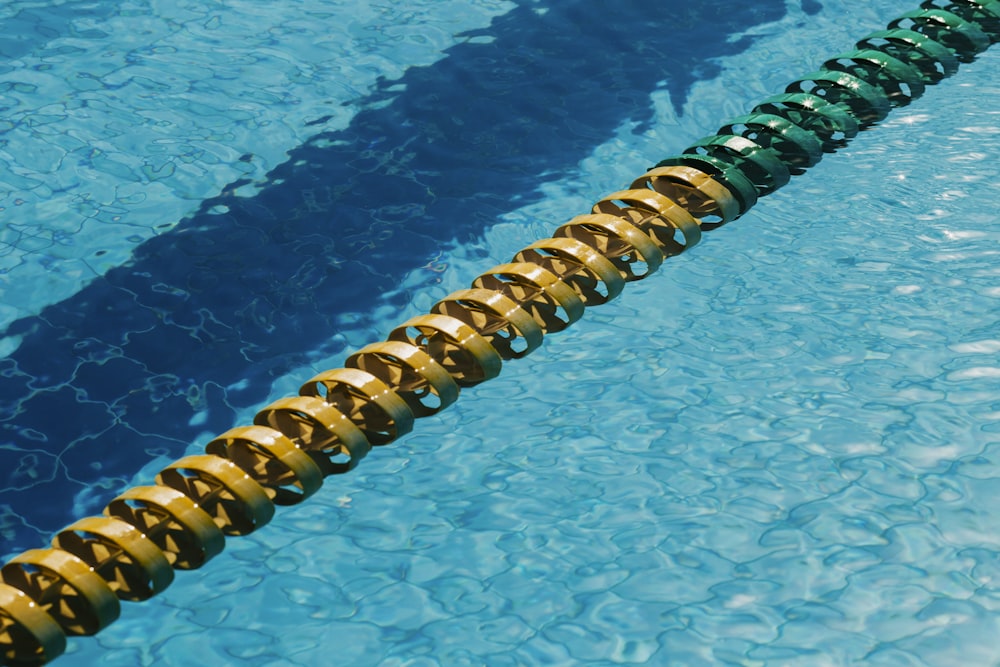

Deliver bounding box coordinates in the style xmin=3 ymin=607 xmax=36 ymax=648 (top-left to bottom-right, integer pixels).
xmin=0 ymin=157 xmax=735 ymax=665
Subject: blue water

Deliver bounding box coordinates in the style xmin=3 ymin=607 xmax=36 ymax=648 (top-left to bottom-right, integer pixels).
xmin=2 ymin=1 xmax=999 ymax=665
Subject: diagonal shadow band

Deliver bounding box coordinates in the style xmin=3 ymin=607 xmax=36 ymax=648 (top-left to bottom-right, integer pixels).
xmin=0 ymin=0 xmax=790 ymax=555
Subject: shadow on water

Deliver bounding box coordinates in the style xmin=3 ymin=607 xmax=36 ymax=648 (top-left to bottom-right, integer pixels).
xmin=0 ymin=0 xmax=789 ymax=554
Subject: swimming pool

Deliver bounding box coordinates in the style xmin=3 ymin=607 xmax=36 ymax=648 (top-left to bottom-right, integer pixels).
xmin=1 ymin=0 xmax=998 ymax=664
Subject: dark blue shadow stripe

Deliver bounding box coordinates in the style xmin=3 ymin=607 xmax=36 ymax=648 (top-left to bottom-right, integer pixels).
xmin=0 ymin=0 xmax=789 ymax=556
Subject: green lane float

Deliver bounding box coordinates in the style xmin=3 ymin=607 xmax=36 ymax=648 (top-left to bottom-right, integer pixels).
xmin=2 ymin=2 xmax=998 ymax=664
xmin=750 ymin=93 xmax=860 ymax=153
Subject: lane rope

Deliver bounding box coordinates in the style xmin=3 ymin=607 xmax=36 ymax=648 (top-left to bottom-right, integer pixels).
xmin=1 ymin=2 xmax=997 ymax=663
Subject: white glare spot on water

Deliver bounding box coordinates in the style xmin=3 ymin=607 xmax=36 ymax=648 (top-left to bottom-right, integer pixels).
xmin=947 ymin=367 xmax=1000 ymax=381
xmin=896 ymin=113 xmax=931 ymax=125
xmin=943 ymin=229 xmax=988 ymax=240
xmin=916 ymin=209 xmax=950 ymax=220
xmin=947 ymin=151 xmax=989 ymax=162
xmin=725 ymin=594 xmax=757 ymax=609
xmin=950 ymin=340 xmax=1000 ymax=354
xmin=959 ymin=125 xmax=1000 ymax=135
xmin=938 ymin=190 xmax=967 ymax=200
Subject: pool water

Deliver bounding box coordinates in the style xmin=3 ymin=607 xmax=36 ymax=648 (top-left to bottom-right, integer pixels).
xmin=2 ymin=1 xmax=999 ymax=665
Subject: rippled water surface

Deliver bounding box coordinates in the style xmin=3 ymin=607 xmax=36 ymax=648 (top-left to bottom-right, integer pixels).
xmin=1 ymin=0 xmax=998 ymax=665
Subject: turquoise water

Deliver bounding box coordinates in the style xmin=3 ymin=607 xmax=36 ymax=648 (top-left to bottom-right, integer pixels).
xmin=2 ymin=1 xmax=999 ymax=665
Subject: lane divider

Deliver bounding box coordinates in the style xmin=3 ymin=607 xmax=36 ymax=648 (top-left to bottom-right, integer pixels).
xmin=1 ymin=2 xmax=997 ymax=663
